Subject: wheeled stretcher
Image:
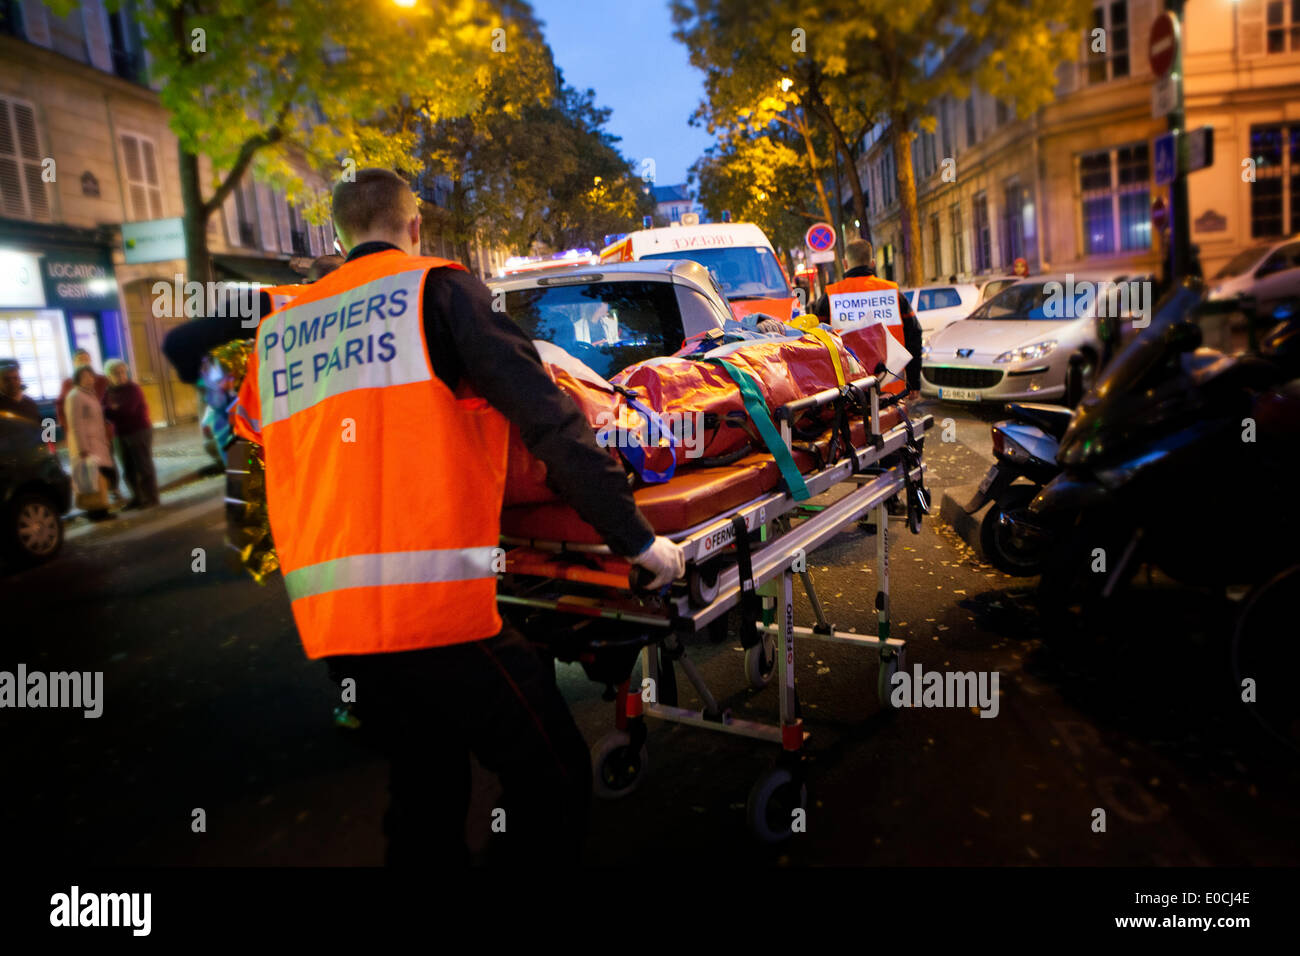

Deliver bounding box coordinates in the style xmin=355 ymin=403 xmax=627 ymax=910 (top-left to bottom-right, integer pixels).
xmin=497 ymin=373 xmax=933 ymax=842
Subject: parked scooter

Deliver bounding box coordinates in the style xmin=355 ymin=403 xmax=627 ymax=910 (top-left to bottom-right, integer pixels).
xmin=1019 ymin=285 xmax=1300 ymax=611
xmin=964 ymin=402 xmax=1070 ymax=575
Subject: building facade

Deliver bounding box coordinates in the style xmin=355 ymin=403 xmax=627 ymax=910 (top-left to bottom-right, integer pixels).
xmin=2 ymin=1 xmax=339 ymax=426
xmin=856 ymin=0 xmax=1300 ymax=287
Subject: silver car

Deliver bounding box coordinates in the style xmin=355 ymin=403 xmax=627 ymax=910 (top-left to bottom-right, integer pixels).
xmin=920 ymin=271 xmax=1153 ymax=405
xmin=487 ymin=259 xmax=731 ymax=378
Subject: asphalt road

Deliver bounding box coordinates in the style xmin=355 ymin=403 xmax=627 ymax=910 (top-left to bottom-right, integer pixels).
xmin=3 ymin=399 xmax=1297 ymax=866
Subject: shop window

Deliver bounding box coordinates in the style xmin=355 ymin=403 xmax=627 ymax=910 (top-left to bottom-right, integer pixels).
xmin=0 ymin=95 xmax=52 ymax=221
xmin=0 ymin=312 xmax=71 ymax=401
xmin=119 ymin=132 xmax=164 ymax=220
xmin=930 ymin=212 xmax=943 ymax=277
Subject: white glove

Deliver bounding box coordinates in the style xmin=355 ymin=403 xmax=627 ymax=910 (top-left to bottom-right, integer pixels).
xmin=631 ymin=535 xmax=686 ymax=590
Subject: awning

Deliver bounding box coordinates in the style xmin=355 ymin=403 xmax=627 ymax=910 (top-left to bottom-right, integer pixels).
xmin=212 ymin=254 xmax=304 ymax=286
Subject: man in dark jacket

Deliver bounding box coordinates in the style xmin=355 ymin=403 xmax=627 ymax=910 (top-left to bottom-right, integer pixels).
xmin=811 ymin=239 xmax=924 ymax=392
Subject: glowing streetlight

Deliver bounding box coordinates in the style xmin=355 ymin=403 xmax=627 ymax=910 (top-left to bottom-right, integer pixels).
xmin=780 ymin=77 xmax=793 ymax=92
xmin=392 ymin=0 xmax=416 ymax=7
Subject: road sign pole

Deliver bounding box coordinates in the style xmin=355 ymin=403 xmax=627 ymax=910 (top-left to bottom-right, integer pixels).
xmin=1166 ymin=0 xmax=1190 ymax=283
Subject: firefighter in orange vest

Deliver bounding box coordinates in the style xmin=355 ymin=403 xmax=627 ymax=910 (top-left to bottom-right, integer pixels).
xmin=812 ymin=238 xmax=923 ymax=392
xmin=232 ymin=168 xmax=683 ymax=865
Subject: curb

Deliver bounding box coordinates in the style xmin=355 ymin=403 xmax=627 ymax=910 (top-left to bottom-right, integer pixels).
xmin=64 ymin=464 xmax=222 ymax=528
xmin=938 ymin=481 xmax=989 ymax=561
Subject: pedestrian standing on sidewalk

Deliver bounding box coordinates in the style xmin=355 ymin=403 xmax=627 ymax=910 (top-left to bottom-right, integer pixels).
xmin=64 ymin=366 xmax=117 ymax=521
xmin=0 ymin=360 xmax=41 ymax=421
xmin=57 ymin=350 xmax=121 ymax=503
xmin=103 ymin=359 xmax=159 ymax=509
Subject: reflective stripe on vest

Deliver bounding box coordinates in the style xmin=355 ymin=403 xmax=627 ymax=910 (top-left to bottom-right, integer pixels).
xmin=253 ymin=250 xmax=510 ymax=659
xmin=284 ymin=546 xmax=500 ymax=602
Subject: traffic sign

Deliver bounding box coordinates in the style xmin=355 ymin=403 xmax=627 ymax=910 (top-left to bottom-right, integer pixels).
xmin=1185 ymin=125 xmax=1214 ymax=174
xmin=809 ymin=249 xmax=836 ymax=264
xmin=1155 ymin=132 xmax=1177 ymax=187
xmin=805 ymin=222 xmax=836 ymax=252
xmin=1149 ymin=12 xmax=1179 ymax=79
xmin=1151 ymin=75 xmax=1176 ymax=118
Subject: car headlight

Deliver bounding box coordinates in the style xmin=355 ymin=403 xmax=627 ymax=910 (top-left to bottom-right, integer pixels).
xmin=994 ymin=339 xmax=1057 ymax=364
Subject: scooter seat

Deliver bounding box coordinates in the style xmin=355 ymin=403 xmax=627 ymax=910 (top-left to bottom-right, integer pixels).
xmin=1005 ymin=402 xmax=1072 ymax=439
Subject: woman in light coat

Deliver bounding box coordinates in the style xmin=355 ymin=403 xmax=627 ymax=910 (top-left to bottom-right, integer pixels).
xmin=64 ymin=366 xmax=117 ymax=519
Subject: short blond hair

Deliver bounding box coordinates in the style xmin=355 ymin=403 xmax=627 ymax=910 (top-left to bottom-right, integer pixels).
xmin=845 ymin=238 xmax=874 ymax=269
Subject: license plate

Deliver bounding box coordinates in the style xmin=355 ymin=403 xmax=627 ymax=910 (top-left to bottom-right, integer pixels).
xmin=940 ymin=387 xmax=980 ymax=402
xmin=977 ymin=466 xmax=998 ymax=496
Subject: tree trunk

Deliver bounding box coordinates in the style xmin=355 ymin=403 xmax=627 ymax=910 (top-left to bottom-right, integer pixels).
xmin=796 ymin=113 xmax=834 ymax=230
xmin=801 ymin=77 xmax=872 ymax=246
xmin=892 ymin=120 xmax=922 ymax=286
xmin=179 ymin=149 xmax=213 ymax=284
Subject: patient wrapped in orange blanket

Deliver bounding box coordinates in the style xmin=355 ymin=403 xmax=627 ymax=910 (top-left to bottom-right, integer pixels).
xmin=504 ymin=324 xmax=897 ymax=508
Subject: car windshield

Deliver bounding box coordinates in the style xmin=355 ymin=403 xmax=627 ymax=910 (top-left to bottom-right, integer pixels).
xmin=981 ymin=278 xmax=1019 ymax=301
xmin=503 ymin=280 xmax=683 ymax=379
xmin=642 ymin=246 xmax=790 ymax=299
xmin=1214 ymin=244 xmax=1272 ymax=279
xmin=964 ymin=281 xmax=1087 ymax=320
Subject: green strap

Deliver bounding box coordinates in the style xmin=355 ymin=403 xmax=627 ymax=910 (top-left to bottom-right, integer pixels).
xmin=708 ymin=359 xmax=810 ymax=501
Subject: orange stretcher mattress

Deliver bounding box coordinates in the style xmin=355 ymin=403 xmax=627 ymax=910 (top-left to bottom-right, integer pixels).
xmin=499 ymin=406 xmax=906 ymax=542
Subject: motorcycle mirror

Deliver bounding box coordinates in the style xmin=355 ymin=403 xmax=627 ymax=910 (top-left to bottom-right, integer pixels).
xmin=1164 ymin=320 xmax=1202 ymax=353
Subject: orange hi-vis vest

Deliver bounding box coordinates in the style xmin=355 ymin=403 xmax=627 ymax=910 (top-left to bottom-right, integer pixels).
xmin=825 ymin=274 xmax=908 ymax=395
xmin=234 ymin=249 xmax=511 ymax=659
xmin=265 ymin=284 xmax=307 ymax=312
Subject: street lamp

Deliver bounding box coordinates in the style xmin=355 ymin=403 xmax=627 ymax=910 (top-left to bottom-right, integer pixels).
xmin=392 ymin=0 xmax=416 ymax=7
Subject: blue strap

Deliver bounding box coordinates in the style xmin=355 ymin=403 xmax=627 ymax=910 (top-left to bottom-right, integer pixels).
xmin=618 ymin=391 xmax=677 ymax=484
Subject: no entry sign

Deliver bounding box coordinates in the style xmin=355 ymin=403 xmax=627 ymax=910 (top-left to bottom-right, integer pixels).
xmin=1149 ymin=12 xmax=1179 ymax=79
xmin=806 ymin=223 xmax=836 ymax=252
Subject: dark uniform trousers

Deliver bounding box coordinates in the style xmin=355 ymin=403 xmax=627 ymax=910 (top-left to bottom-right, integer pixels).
xmin=327 ymin=623 xmax=591 ymax=866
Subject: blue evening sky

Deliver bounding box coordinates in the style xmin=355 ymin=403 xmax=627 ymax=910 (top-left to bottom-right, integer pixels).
xmin=530 ymin=0 xmax=713 ymax=190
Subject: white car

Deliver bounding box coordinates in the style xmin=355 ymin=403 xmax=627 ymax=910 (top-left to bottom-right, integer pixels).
xmin=975 ymin=275 xmax=1023 ymax=303
xmin=1209 ymin=236 xmax=1300 ymax=315
xmin=902 ymin=283 xmax=980 ymax=339
xmin=487 ymin=259 xmax=730 ymax=379
xmin=920 ymin=271 xmax=1151 ymax=406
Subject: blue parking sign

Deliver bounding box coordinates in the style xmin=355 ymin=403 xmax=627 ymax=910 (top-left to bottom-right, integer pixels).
xmin=1155 ymin=132 xmax=1177 ymax=187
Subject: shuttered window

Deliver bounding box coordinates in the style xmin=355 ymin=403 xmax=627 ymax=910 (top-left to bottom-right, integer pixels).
xmin=0 ymin=96 xmax=52 ymax=221
xmin=119 ymin=132 xmax=164 ymax=220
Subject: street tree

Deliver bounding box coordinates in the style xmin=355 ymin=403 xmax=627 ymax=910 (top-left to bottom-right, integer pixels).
xmin=48 ymin=0 xmax=500 ymax=281
xmin=673 ymin=0 xmax=1092 ymax=283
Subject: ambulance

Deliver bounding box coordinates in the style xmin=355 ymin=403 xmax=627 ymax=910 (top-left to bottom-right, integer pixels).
xmin=599 ymin=222 xmax=800 ymax=322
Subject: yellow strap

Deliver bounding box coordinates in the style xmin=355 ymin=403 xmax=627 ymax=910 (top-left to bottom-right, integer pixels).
xmin=789 ymin=314 xmax=821 ymax=332
xmin=806 ymin=327 xmax=846 ymax=386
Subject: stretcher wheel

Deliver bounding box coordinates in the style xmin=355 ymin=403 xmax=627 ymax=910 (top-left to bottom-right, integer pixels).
xmin=688 ymin=560 xmax=721 ymax=607
xmin=878 ymin=648 xmax=905 ymax=708
xmin=746 ymin=766 xmax=807 ymax=843
xmin=591 ymin=731 xmax=649 ymax=800
xmin=744 ymin=632 xmax=777 ymax=689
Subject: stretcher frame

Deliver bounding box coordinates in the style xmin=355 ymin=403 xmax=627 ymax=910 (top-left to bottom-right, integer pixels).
xmin=497 ymin=373 xmax=933 ymax=841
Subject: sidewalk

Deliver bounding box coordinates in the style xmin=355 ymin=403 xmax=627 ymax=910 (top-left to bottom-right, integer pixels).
xmin=59 ymin=422 xmax=221 ymax=522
